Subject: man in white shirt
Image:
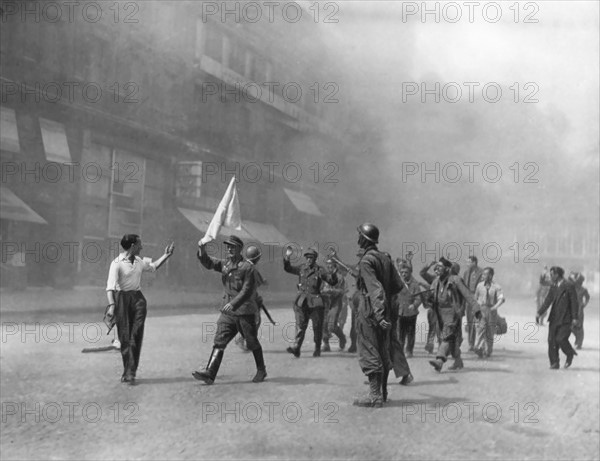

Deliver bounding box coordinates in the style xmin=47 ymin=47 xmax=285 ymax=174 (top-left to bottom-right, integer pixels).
xmin=106 ymin=234 xmax=174 ymax=384
xmin=473 ymin=268 xmax=505 ymax=358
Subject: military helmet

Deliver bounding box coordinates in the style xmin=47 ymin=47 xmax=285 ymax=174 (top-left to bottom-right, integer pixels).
xmin=357 ymin=222 xmax=379 ymax=244
xmin=245 ymin=245 xmax=262 ymax=263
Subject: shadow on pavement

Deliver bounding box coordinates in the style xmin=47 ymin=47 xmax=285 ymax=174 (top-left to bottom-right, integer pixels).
xmin=407 ymin=377 xmax=459 ymax=386
xmin=382 ymin=396 xmax=470 ymax=408
xmin=262 ymin=376 xmax=330 ymax=385
xmin=456 ymin=367 xmax=513 ymax=373
xmin=135 ymin=377 xmax=198 ymax=385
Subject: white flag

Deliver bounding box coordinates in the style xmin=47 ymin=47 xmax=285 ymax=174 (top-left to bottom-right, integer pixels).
xmin=201 ymin=177 xmax=242 ymax=244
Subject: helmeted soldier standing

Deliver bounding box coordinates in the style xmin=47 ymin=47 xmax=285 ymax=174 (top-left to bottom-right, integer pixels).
xmin=284 ymin=247 xmax=338 ymax=357
xmin=192 ymin=235 xmax=267 ymax=384
xmin=426 ymin=257 xmax=481 ymax=372
xmin=234 ymin=245 xmax=267 ymax=351
xmin=353 ymin=223 xmax=404 ymax=408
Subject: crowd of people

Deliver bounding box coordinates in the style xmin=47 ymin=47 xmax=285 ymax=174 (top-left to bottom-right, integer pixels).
xmin=103 ymin=225 xmax=592 ymax=409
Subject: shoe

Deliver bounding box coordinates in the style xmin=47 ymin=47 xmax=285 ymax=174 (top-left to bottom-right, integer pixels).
xmin=565 ymin=353 xmax=576 ymax=369
xmin=252 ymin=367 xmax=267 ymax=383
xmin=424 ymin=344 xmax=434 ymax=354
xmin=339 ymin=335 xmax=347 ymax=350
xmin=549 ymin=362 xmax=559 ymax=369
xmin=322 ymin=343 xmax=331 ymax=352
xmin=406 ymin=351 xmax=413 ymax=358
xmin=399 ymin=373 xmax=414 ymax=385
xmin=353 ymin=373 xmax=383 ymax=408
xmin=313 ymin=349 xmax=321 ymax=357
xmin=576 ymin=345 xmax=582 ymax=350
xmin=474 ymin=349 xmax=484 ymax=359
xmin=120 ymin=375 xmax=131 ymax=383
xmin=468 ymin=345 xmax=474 ymax=352
xmin=286 ymin=346 xmax=301 ymax=358
xmin=448 ymin=358 xmax=464 ymax=370
xmin=192 ymin=348 xmax=224 ymax=384
xmin=348 ymin=344 xmax=357 ymax=353
xmin=429 ymin=359 xmax=443 ymax=372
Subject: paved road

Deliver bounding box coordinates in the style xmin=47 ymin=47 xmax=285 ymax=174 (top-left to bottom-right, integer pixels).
xmin=1 ymin=298 xmax=598 ymax=460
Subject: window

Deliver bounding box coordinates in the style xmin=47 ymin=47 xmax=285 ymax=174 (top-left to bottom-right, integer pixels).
xmin=204 ymin=23 xmax=223 ymax=62
xmin=175 ymin=161 xmax=203 ymax=200
xmin=108 ymin=149 xmax=145 ymax=237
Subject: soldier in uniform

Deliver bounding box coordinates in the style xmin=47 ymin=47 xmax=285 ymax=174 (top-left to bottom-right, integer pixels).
xmin=419 ymin=261 xmax=440 ymax=354
xmin=234 ymin=245 xmax=266 ymax=351
xmin=192 ymin=235 xmax=267 ymax=384
xmin=569 ymin=271 xmax=590 ymax=350
xmin=426 ymin=257 xmax=481 ymax=373
xmin=353 ymin=223 xmax=404 ymax=408
xmin=536 ymin=266 xmax=552 ymax=325
xmin=284 ymin=247 xmax=338 ymax=357
xmin=462 ymin=256 xmax=483 ymax=351
xmin=396 ymin=262 xmax=423 ymax=358
xmin=321 ymin=259 xmax=347 ymax=352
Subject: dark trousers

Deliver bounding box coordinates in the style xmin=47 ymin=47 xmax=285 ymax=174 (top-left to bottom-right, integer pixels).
xmin=572 ymin=310 xmax=584 ymax=348
xmin=350 ymin=295 xmax=358 ymax=347
xmin=293 ymin=302 xmax=324 ymax=350
xmin=115 ymin=291 xmax=147 ymax=378
xmin=465 ymin=303 xmax=477 ymax=347
xmin=323 ymin=296 xmax=345 ymax=343
xmin=436 ymin=308 xmax=462 ymax=362
xmin=399 ymin=315 xmax=417 ymax=354
xmin=215 ymin=312 xmax=261 ymax=351
xmin=426 ymin=308 xmax=441 ymax=349
xmin=548 ymin=322 xmax=576 ymax=365
xmin=389 ymin=314 xmax=410 ymax=378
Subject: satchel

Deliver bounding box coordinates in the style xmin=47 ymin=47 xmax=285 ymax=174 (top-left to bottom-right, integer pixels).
xmin=495 ymin=314 xmax=508 ymax=335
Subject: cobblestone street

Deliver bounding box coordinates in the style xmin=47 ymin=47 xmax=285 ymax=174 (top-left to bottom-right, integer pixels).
xmin=1 ymin=298 xmax=598 ymax=460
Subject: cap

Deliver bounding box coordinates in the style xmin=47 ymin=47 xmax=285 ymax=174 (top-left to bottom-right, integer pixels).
xmin=438 ymin=257 xmax=453 ymax=269
xmin=303 ymin=248 xmax=318 ymax=258
xmin=223 ymin=235 xmax=244 ymax=248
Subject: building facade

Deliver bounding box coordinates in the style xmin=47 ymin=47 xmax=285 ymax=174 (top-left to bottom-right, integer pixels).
xmin=0 ymin=1 xmax=352 ymax=291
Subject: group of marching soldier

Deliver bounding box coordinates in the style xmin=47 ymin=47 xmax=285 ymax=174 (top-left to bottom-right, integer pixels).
xmin=104 ymin=223 xmax=591 ymax=408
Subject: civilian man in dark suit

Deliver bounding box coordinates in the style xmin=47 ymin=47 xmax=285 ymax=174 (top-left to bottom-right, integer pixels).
xmin=537 ymin=266 xmax=580 ymax=369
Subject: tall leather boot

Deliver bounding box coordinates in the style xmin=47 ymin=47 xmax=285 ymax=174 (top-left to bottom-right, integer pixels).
xmin=251 ymin=347 xmax=267 ymax=383
xmin=192 ymin=347 xmax=224 ymax=385
xmin=381 ymin=369 xmax=389 ymax=403
xmin=353 ymin=373 xmax=383 ymax=408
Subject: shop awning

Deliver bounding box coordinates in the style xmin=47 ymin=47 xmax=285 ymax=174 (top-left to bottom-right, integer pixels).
xmin=242 ymin=220 xmax=290 ymax=246
xmin=40 ymin=118 xmax=72 ymax=162
xmin=0 ymin=107 xmax=20 ymax=153
xmin=178 ymin=207 xmax=253 ymax=240
xmin=0 ymin=186 xmax=47 ymax=224
xmin=283 ymin=188 xmax=323 ymax=216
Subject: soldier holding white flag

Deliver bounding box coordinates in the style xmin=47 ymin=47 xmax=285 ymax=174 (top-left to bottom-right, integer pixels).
xmin=192 ymin=178 xmax=267 ymax=384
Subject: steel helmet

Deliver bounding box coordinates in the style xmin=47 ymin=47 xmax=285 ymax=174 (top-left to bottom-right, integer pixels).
xmin=357 ymin=222 xmax=379 ymax=244
xmin=245 ymin=245 xmax=262 ymax=263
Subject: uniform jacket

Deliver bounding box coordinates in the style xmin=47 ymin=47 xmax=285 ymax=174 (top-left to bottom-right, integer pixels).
xmin=284 ymin=259 xmax=338 ymax=308
xmin=425 ymin=274 xmax=480 ymax=319
xmin=198 ymin=249 xmax=258 ymax=316
xmin=356 ymin=245 xmax=404 ymax=325
xmin=462 ymin=266 xmax=483 ymax=293
xmin=321 ymin=276 xmax=346 ymax=302
xmin=538 ymin=280 xmax=579 ymax=326
xmin=394 ymin=276 xmax=423 ymax=317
